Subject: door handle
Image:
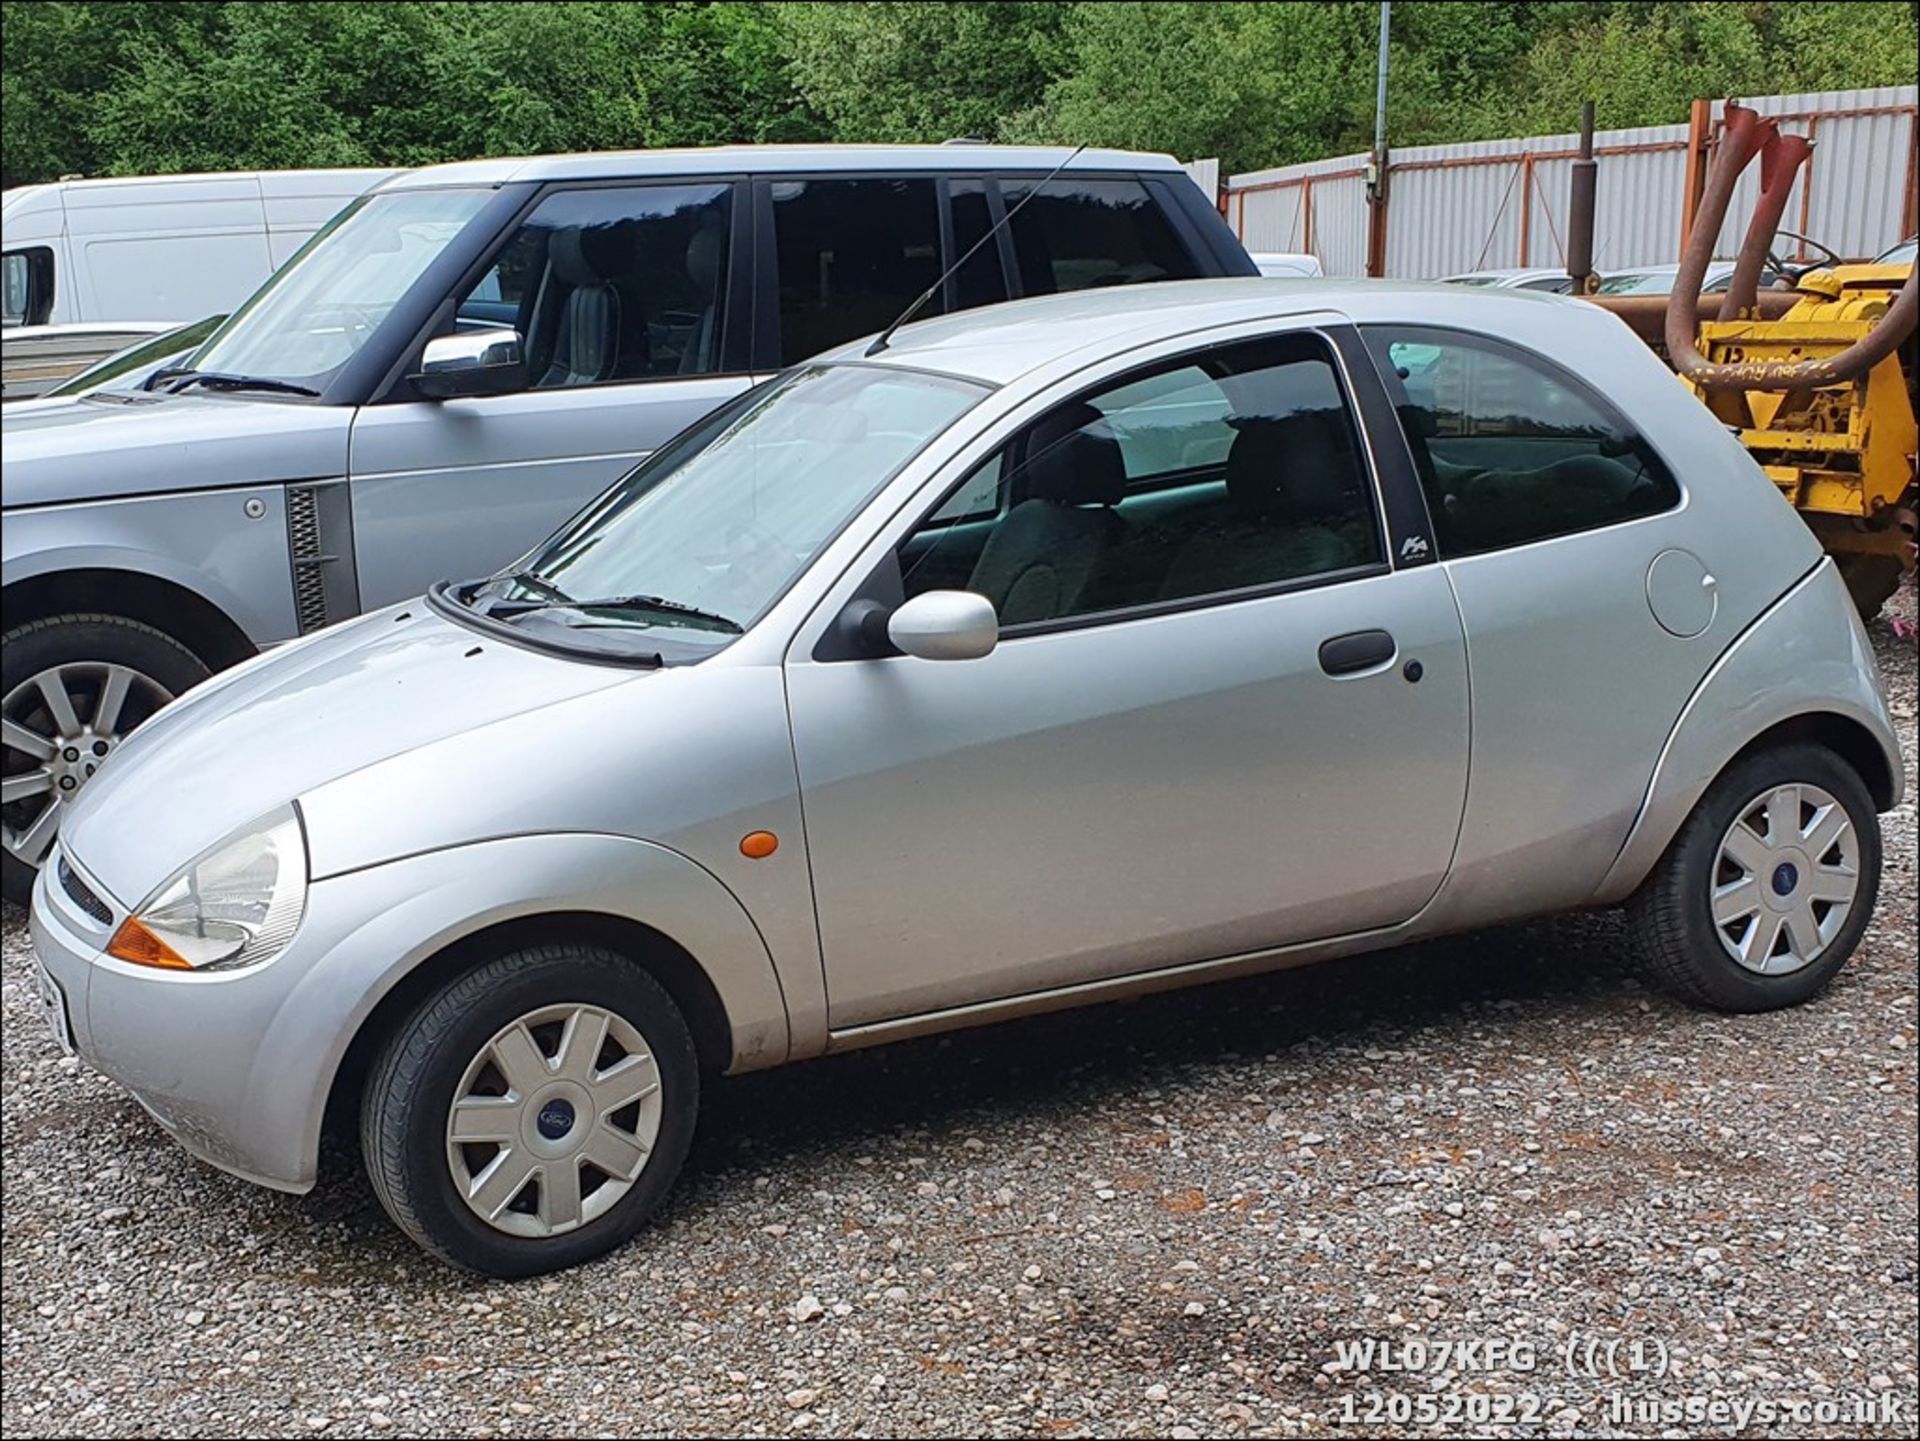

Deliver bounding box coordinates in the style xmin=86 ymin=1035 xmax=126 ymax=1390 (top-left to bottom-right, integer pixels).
xmin=1318 ymin=628 xmax=1397 ymax=676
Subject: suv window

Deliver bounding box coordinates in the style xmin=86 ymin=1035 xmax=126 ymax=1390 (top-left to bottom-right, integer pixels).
xmin=457 ymin=183 xmax=733 ymax=388
xmin=1000 ymin=177 xmax=1198 ymax=296
xmin=774 ymin=178 xmax=942 ymax=364
xmin=1363 ymin=326 xmax=1680 ymax=556
xmin=899 ymin=332 xmax=1382 ymax=627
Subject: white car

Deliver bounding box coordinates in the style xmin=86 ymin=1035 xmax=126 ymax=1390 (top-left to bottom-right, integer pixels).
xmin=1441 ymin=268 xmax=1575 ymax=293
xmin=1249 ymin=251 xmax=1324 ymax=278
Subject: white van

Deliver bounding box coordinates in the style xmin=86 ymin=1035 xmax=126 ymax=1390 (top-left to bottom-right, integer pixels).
xmin=2 ymin=168 xmax=397 ymax=397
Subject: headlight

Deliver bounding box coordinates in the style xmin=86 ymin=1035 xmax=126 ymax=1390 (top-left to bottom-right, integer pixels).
xmin=107 ymin=804 xmax=308 ymax=972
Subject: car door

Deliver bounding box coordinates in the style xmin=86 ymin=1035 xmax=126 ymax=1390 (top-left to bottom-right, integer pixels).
xmin=344 ymin=180 xmax=757 ymax=608
xmin=784 ymin=325 xmax=1471 ymax=1031
xmin=1358 ymin=324 xmax=1724 ymax=920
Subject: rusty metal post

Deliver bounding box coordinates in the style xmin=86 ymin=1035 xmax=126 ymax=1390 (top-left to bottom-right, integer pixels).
xmin=1567 ymin=102 xmax=1598 ymax=294
xmin=1679 ymin=97 xmax=1713 ymax=256
xmin=1365 ymin=1 xmax=1391 ymax=277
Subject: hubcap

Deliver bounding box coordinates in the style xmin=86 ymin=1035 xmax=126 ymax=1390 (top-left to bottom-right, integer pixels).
xmin=1710 ymin=782 xmax=1860 ymax=975
xmin=2 ymin=663 xmax=172 ymax=867
xmin=446 ymin=1003 xmax=663 ymax=1238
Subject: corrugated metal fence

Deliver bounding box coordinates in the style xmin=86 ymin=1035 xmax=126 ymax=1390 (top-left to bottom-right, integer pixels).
xmin=1222 ymin=86 xmax=1917 ymax=278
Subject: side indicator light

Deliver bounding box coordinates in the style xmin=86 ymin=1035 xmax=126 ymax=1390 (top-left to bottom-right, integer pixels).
xmin=740 ymin=831 xmax=779 ymax=860
xmin=106 ymin=917 xmax=193 ymax=970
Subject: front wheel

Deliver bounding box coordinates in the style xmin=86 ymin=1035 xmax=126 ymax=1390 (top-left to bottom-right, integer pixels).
xmin=2 ymin=613 xmax=209 ymax=904
xmin=1628 ymin=744 xmax=1882 ymax=1012
xmin=360 ymin=944 xmax=700 ymax=1275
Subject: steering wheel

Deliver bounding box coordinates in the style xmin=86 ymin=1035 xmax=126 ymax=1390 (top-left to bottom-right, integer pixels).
xmin=1768 ymin=231 xmax=1847 ymax=286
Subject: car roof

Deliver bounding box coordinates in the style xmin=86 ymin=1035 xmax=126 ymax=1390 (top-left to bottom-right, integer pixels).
xmin=824 ymin=276 xmax=1581 ymax=386
xmin=379 ymin=144 xmax=1185 ymax=190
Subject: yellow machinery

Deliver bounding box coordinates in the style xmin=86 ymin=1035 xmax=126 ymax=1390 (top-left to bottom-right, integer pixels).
xmin=1580 ymin=102 xmax=1919 ymax=618
xmin=1690 ymin=258 xmax=1918 ymax=616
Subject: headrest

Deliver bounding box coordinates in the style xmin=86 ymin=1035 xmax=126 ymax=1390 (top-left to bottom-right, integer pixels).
xmin=549 ymin=223 xmax=629 ymax=287
xmin=1225 ymin=411 xmax=1363 ymax=520
xmin=685 ymin=218 xmax=723 ymax=292
xmin=1021 ymin=402 xmax=1127 ymax=506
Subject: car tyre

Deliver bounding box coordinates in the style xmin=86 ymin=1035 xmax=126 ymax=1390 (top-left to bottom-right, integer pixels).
xmin=1 ymin=612 xmax=208 ymax=905
xmin=361 ymin=944 xmax=700 ymax=1276
xmin=1629 ymin=744 xmax=1881 ymax=1012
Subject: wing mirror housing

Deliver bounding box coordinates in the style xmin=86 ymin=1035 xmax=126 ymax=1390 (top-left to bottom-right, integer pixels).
xmin=411 ymin=327 xmax=528 ymax=400
xmin=885 ymin=590 xmax=999 ymax=661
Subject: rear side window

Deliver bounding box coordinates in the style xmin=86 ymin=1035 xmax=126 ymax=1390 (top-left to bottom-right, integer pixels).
xmin=999 ymin=177 xmax=1198 ymax=296
xmin=1362 ymin=326 xmax=1680 ymax=557
xmin=774 ymin=178 xmax=942 ymax=364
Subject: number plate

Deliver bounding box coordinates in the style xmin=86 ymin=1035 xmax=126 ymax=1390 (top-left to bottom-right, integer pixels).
xmin=35 ymin=961 xmax=74 ymax=1057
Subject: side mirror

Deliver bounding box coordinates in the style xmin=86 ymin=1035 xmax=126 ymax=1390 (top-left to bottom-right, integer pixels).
xmin=886 ymin=590 xmax=999 ymax=661
xmin=411 ymin=327 xmax=527 ymax=400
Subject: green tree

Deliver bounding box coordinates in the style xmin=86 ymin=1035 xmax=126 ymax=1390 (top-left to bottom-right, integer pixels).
xmin=775 ymin=1 xmax=1069 ymax=143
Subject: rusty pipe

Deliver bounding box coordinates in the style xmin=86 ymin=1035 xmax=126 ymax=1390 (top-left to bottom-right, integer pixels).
xmin=1667 ymin=102 xmax=1920 ymax=390
xmin=1584 ymin=289 xmax=1798 ymax=346
xmin=1718 ymin=129 xmax=1811 ymax=320
xmin=1567 ymin=101 xmax=1597 ymax=294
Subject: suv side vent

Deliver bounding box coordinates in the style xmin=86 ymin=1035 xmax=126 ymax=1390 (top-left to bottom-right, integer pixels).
xmin=284 ymin=481 xmax=361 ymax=634
xmin=287 ymin=485 xmax=329 ymax=632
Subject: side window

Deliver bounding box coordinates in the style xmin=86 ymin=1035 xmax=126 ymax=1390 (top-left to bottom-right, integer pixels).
xmin=3 ymin=248 xmax=54 ymax=327
xmin=999 ymin=177 xmax=1199 ymax=296
xmin=454 ymin=183 xmax=733 ymax=389
xmin=773 ymin=178 xmax=941 ymax=364
xmin=946 ymin=178 xmax=1008 ymax=313
xmin=1364 ymin=325 xmax=1681 ymax=556
xmin=898 ymin=333 xmax=1382 ymax=628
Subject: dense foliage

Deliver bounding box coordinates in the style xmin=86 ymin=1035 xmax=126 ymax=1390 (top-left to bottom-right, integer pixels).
xmin=4 ymin=1 xmax=1914 ymax=187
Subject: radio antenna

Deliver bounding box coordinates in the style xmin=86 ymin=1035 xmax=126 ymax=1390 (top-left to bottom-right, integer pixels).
xmin=866 ymin=143 xmax=1088 ymax=357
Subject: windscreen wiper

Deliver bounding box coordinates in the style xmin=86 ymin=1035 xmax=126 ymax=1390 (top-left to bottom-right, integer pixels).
xmin=160 ymin=370 xmax=321 ymax=398
xmin=492 ymin=590 xmax=744 ymax=634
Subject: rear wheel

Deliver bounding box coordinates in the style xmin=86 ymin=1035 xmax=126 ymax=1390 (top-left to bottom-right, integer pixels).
xmin=1629 ymin=744 xmax=1881 ymax=1012
xmin=1 ymin=614 xmax=208 ymax=904
xmin=361 ymin=944 xmax=700 ymax=1276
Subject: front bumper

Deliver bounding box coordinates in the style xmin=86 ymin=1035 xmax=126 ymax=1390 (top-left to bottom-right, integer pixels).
xmin=29 ymin=851 xmax=329 ymax=1192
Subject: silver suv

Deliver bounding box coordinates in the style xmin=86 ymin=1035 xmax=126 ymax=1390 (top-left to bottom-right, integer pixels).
xmin=1 ymin=144 xmax=1250 ymax=900
xmin=31 ymin=279 xmax=1901 ymax=1275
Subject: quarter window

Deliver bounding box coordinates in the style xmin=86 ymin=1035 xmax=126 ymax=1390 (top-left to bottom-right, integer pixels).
xmin=1363 ymin=326 xmax=1680 ymax=556
xmin=455 ymin=183 xmax=734 ymax=389
xmin=898 ymin=333 xmax=1383 ymax=627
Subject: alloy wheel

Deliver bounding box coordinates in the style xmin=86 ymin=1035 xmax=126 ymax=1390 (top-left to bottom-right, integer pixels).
xmin=2 ymin=662 xmax=173 ymax=867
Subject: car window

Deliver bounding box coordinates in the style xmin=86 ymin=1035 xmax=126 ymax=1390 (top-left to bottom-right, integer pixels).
xmin=773 ymin=178 xmax=942 ymax=364
xmin=898 ymin=332 xmax=1383 ymax=627
xmin=3 ymin=247 xmax=52 ymax=328
xmin=1362 ymin=325 xmax=1680 ymax=557
xmin=947 ymin=178 xmax=1008 ymax=312
xmin=999 ymin=176 xmax=1198 ymax=296
xmin=454 ymin=183 xmax=733 ymax=389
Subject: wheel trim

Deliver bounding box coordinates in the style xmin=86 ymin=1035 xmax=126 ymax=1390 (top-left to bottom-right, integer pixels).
xmin=1710 ymin=781 xmax=1860 ymax=976
xmin=2 ymin=662 xmax=172 ymax=865
xmin=446 ymin=1002 xmax=664 ymax=1239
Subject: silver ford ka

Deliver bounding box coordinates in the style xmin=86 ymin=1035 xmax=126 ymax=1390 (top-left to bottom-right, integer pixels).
xmin=29 ymin=279 xmax=1903 ymax=1275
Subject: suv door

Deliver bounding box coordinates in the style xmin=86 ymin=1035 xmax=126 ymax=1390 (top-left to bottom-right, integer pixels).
xmin=784 ymin=325 xmax=1470 ymax=1030
xmin=344 ymin=181 xmax=754 ymax=608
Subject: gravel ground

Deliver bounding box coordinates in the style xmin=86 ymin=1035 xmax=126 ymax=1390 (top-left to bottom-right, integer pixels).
xmin=3 ymin=593 xmax=1915 ymax=1440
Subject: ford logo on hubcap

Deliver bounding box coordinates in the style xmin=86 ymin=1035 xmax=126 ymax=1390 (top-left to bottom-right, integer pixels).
xmin=536 ymin=1099 xmax=576 ymax=1140
xmin=1771 ymin=861 xmax=1799 ymax=897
